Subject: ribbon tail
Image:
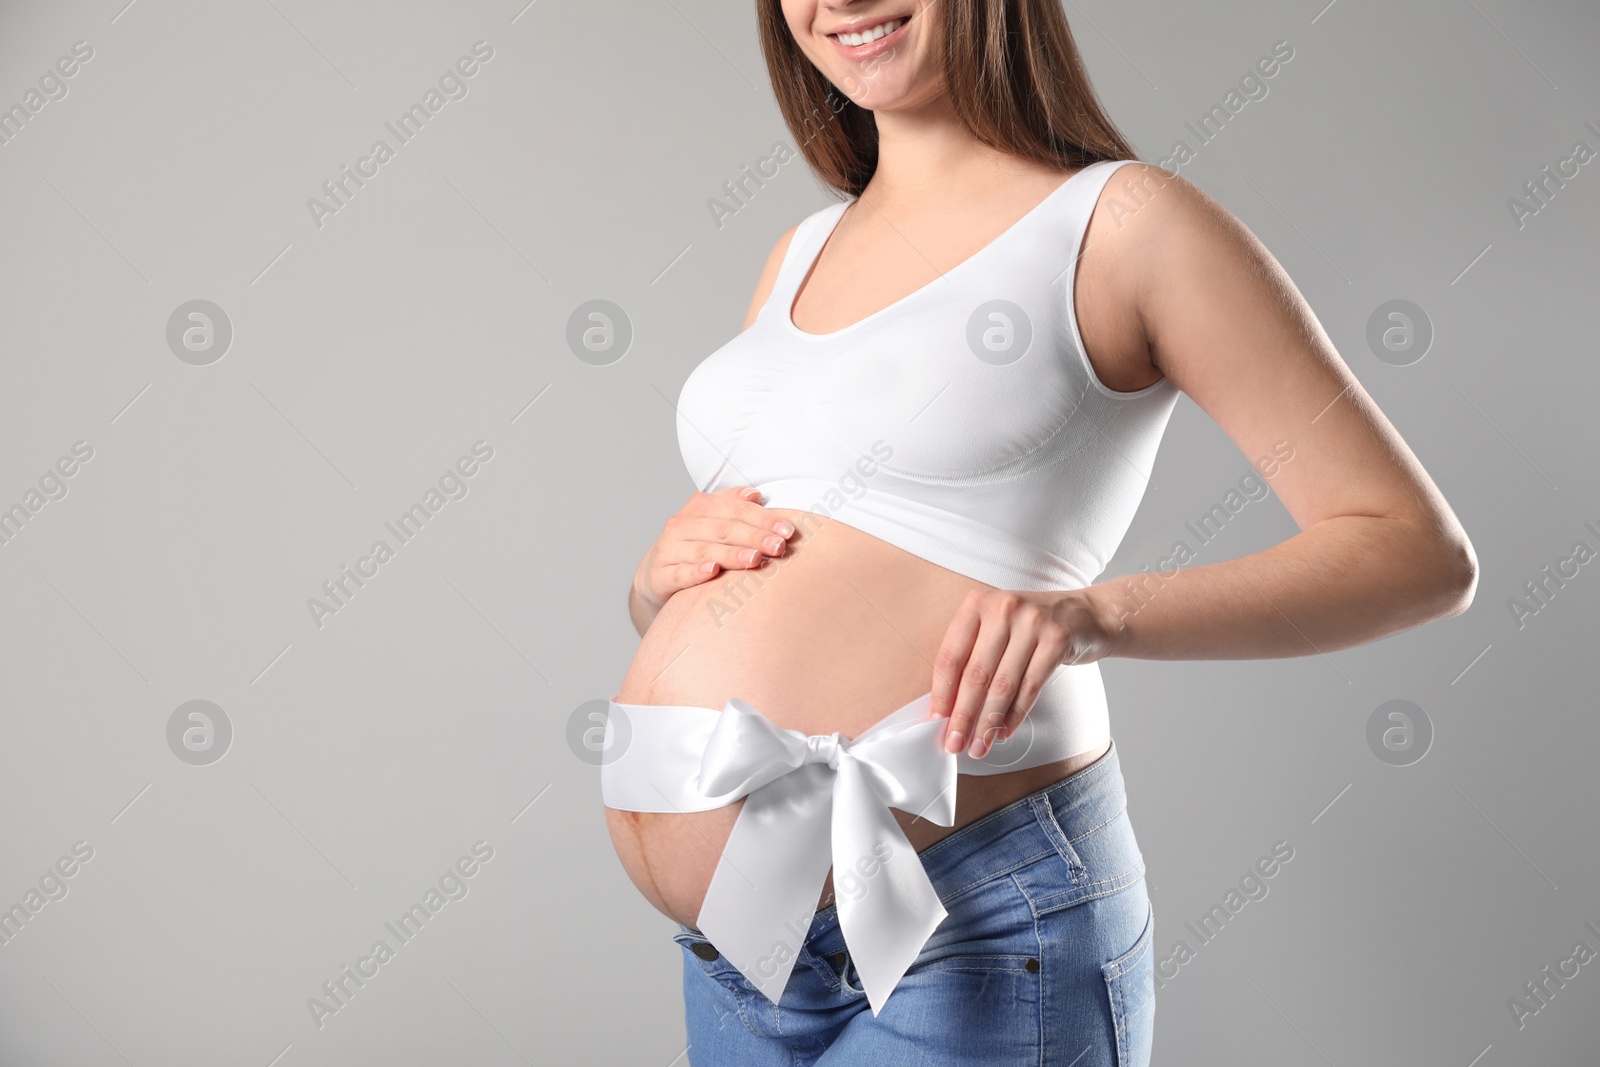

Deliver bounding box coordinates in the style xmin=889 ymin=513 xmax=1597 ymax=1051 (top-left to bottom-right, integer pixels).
xmin=695 ymin=763 xmax=835 ymax=1005
xmin=831 ymin=758 xmax=948 ymax=1016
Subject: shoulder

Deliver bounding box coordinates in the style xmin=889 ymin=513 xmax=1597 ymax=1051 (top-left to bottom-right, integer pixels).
xmin=1086 ymin=163 xmax=1234 ymax=250
xmin=765 ymin=220 xmax=802 ymax=271
xmin=740 ymin=200 xmax=847 ymax=329
xmin=741 ymin=220 xmax=802 ymax=330
xmin=1085 ymin=164 xmax=1295 ymax=345
xmin=765 ymin=199 xmax=847 ymax=273
xmin=1097 ymin=165 xmax=1349 ymax=407
xmin=1090 ymin=163 xmax=1267 ymax=284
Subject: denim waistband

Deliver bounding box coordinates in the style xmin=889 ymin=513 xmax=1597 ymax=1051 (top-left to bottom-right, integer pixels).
xmin=914 ymin=736 xmax=1125 ymax=897
xmin=680 ymin=739 xmax=1128 ymax=941
xmin=804 ymin=738 xmax=1126 ymax=930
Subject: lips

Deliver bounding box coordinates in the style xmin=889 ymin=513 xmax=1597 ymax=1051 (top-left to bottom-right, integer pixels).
xmin=826 ymin=12 xmax=912 ymax=58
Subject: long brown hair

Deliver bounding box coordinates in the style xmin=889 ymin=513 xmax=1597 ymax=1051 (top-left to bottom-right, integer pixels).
xmin=756 ymin=0 xmax=1139 ymax=197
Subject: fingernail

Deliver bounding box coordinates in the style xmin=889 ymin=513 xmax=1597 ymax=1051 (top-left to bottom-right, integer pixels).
xmin=764 ymin=535 xmax=783 ymax=553
xmin=775 ymin=520 xmax=795 ymax=537
xmin=945 ymin=730 xmax=965 ymax=754
xmin=970 ymin=737 xmax=988 ymax=758
xmin=741 ymin=548 xmax=758 ymax=565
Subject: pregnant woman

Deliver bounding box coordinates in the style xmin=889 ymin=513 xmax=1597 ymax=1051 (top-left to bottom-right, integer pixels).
xmin=603 ymin=2 xmax=1477 ymax=1064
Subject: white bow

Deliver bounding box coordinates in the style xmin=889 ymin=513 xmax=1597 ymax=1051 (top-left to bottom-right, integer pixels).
xmin=691 ymin=696 xmax=957 ymax=1015
xmin=601 ymin=673 xmax=1111 ymax=1011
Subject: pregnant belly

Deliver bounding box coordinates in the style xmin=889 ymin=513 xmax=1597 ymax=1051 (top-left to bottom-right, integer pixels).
xmin=604 ymin=507 xmax=1103 ymax=929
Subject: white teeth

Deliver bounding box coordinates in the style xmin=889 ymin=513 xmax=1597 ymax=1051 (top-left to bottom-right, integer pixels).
xmin=835 ymin=18 xmax=904 ymax=47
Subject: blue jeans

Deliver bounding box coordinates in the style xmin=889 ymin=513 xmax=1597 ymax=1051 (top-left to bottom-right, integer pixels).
xmin=673 ymin=739 xmax=1155 ymax=1066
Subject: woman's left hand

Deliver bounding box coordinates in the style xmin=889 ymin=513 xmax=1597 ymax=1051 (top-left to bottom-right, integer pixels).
xmin=930 ymin=588 xmax=1116 ymax=758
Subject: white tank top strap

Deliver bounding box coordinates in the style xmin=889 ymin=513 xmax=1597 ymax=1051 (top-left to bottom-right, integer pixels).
xmin=762 ymin=198 xmax=853 ymax=323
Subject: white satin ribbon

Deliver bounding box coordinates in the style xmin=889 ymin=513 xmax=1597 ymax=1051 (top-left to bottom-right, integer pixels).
xmin=696 ymin=696 xmax=955 ymax=1015
xmin=600 ymin=671 xmax=1110 ymax=1013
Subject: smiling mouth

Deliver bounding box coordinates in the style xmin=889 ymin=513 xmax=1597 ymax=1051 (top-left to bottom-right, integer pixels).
xmin=827 ymin=13 xmax=911 ymax=52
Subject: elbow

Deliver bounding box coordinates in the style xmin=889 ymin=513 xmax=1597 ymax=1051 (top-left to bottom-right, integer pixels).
xmin=1429 ymin=533 xmax=1479 ymax=619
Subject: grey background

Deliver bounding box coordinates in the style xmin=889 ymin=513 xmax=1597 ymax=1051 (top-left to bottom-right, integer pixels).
xmin=1 ymin=0 xmax=1595 ymax=1063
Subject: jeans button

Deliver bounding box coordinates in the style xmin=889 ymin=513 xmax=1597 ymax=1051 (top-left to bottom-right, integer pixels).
xmin=691 ymin=941 xmax=720 ymax=961
xmin=1025 ymin=957 xmax=1040 ymax=972
xmin=831 ymin=952 xmax=847 ymax=968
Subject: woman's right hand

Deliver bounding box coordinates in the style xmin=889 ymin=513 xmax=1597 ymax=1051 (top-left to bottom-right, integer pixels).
xmin=632 ymin=486 xmax=798 ymax=611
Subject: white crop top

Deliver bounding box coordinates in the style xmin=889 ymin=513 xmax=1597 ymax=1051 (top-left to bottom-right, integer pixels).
xmin=676 ymin=158 xmax=1179 ymax=592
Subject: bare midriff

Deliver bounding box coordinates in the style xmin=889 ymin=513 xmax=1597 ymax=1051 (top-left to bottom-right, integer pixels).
xmin=605 ymin=508 xmax=1110 ymax=930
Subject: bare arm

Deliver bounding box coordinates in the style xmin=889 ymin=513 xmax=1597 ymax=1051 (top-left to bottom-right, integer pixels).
xmin=927 ymin=165 xmax=1481 ymax=755
xmin=626 ymin=223 xmax=803 ymax=637
xmin=1074 ymin=165 xmax=1477 ymax=661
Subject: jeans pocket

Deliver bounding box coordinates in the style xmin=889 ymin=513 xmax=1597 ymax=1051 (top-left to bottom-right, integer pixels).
xmin=1100 ymin=896 xmax=1156 ymax=1067
xmin=672 ymin=929 xmax=752 ymax=991
xmin=1016 ymin=805 xmax=1144 ymax=917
